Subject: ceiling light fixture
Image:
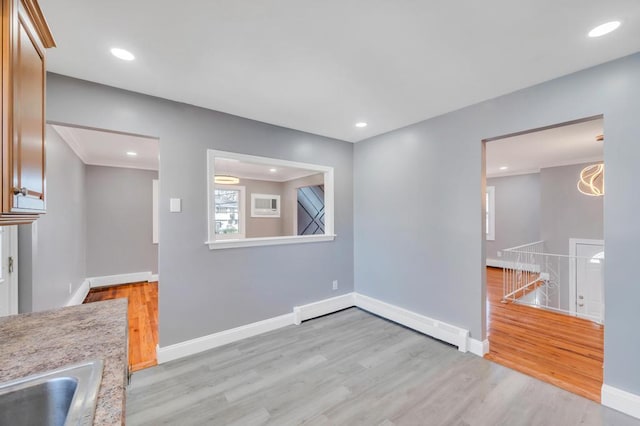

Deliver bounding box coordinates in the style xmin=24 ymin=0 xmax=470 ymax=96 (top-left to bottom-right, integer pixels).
xmin=499 ymin=166 xmax=509 ymax=171
xmin=588 ymin=21 xmax=621 ymax=38
xmin=577 ymin=163 xmax=604 ymax=196
xmin=355 ymin=122 xmax=368 ymax=128
xmin=111 ymin=47 xmax=135 ymax=61
xmin=126 ymin=151 xmax=137 ymax=156
xmin=214 ymin=175 xmax=240 ymax=185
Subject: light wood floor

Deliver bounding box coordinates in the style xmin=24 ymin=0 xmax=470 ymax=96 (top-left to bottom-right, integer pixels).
xmin=127 ymin=308 xmax=637 ymax=426
xmin=84 ymin=281 xmax=158 ymax=372
xmin=485 ymin=267 xmax=604 ymax=402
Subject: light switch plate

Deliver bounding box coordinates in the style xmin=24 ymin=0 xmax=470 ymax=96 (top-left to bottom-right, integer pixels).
xmin=169 ymin=198 xmax=181 ymax=212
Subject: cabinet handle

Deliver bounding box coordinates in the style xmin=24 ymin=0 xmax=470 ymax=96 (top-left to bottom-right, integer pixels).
xmin=12 ymin=187 xmax=43 ymax=199
xmin=13 ymin=187 xmax=27 ymax=196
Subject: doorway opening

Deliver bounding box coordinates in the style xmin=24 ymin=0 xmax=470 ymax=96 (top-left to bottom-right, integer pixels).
xmin=50 ymin=123 xmax=160 ymax=372
xmin=482 ymin=115 xmax=605 ymax=401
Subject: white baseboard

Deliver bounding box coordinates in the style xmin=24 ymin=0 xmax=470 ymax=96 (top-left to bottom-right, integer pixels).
xmin=66 ymin=280 xmax=90 ymax=306
xmin=158 ymin=292 xmax=486 ymax=364
xmin=354 ymin=293 xmax=470 ymax=352
xmin=602 ymin=384 xmax=640 ymax=419
xmin=468 ymin=338 xmax=490 ymax=356
xmin=149 ymin=274 xmax=159 ymax=282
xmin=88 ymin=272 xmax=153 ymax=288
xmin=158 ymin=313 xmax=295 ymax=364
xmin=293 ymin=293 xmax=355 ymax=325
xmin=486 ymin=258 xmax=540 ymax=273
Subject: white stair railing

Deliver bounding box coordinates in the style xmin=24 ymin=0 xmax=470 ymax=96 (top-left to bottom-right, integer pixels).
xmin=500 ymin=240 xmax=604 ymax=323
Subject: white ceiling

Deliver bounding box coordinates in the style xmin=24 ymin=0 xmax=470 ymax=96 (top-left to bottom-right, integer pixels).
xmin=215 ymin=157 xmax=319 ymax=182
xmin=40 ymin=1 xmax=640 ymax=143
xmin=51 ymin=125 xmax=159 ymax=171
xmin=486 ymin=118 xmax=603 ymax=178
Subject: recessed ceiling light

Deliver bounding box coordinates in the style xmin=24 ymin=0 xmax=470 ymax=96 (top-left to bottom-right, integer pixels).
xmin=588 ymin=21 xmax=621 ymax=38
xmin=355 ymin=122 xmax=368 ymax=128
xmin=499 ymin=166 xmax=509 ymax=171
xmin=126 ymin=151 xmax=137 ymax=157
xmin=269 ymin=168 xmax=277 ymax=173
xmin=111 ymin=47 xmax=135 ymax=61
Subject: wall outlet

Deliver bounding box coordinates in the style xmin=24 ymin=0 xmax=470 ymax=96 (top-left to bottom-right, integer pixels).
xmin=497 ymin=251 xmax=502 ymax=258
xmin=68 ymin=282 xmax=72 ymax=294
xmin=332 ymin=280 xmax=338 ymax=290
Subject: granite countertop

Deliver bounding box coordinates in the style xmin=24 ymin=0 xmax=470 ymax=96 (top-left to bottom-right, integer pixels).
xmin=0 ymin=299 xmax=128 ymax=425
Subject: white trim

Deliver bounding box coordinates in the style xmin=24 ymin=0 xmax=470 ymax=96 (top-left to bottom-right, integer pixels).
xmin=207 ymin=149 xmax=335 ymax=246
xmin=486 ymin=155 xmax=604 ymax=179
xmin=66 ymin=280 xmax=90 ymax=306
xmin=602 ymin=384 xmax=640 ymax=419
xmin=214 ymin=184 xmax=246 ymax=240
xmin=6 ymin=226 xmax=19 ymax=315
xmin=158 ymin=292 xmax=484 ymax=364
xmin=354 ymin=293 xmax=470 ymax=352
xmin=486 ymin=258 xmax=540 ymax=273
xmin=207 ymin=234 xmax=336 ymax=250
xmin=152 ymin=179 xmax=159 ymax=244
xmin=468 ymin=338 xmax=490 ymax=356
xmin=293 ymin=293 xmax=355 ymax=325
xmin=149 ymin=274 xmax=159 ymax=282
xmin=485 ymin=186 xmax=495 ymax=241
xmin=208 ymin=150 xmax=334 ymax=176
xmin=88 ymin=271 xmax=153 ymax=288
xmin=158 ymin=313 xmax=295 ymax=364
xmin=51 ymin=124 xmax=89 ymax=163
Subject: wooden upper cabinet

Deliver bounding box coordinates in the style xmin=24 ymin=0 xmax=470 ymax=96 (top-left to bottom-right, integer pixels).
xmin=1 ymin=0 xmax=54 ymax=224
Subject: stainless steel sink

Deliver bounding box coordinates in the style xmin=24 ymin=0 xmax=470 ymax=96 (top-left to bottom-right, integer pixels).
xmin=0 ymin=359 xmax=103 ymax=426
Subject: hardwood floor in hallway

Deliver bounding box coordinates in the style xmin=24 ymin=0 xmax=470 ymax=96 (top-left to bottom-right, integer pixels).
xmin=84 ymin=281 xmax=158 ymax=372
xmin=485 ymin=267 xmax=604 ymax=402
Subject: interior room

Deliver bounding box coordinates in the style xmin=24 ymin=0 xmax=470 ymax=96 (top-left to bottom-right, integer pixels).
xmin=0 ymin=1 xmax=639 ymax=425
xmin=484 ymin=117 xmax=606 ymax=401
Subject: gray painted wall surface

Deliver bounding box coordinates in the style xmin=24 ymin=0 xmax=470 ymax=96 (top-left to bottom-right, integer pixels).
xmin=540 ymin=163 xmax=604 ymax=256
xmin=354 ymin=53 xmax=640 ymax=395
xmin=540 ymin=163 xmax=604 ymax=311
xmin=486 ymin=173 xmax=540 ymax=259
xmin=86 ymin=165 xmax=159 ymax=276
xmin=46 ymin=73 xmax=354 ymax=349
xmin=235 ymin=178 xmax=285 ymax=238
xmin=18 ymin=126 xmax=87 ymax=312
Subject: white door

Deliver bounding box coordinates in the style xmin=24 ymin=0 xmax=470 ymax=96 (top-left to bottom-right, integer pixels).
xmin=575 ymin=242 xmax=604 ymax=322
xmin=0 ymin=226 xmax=18 ymax=317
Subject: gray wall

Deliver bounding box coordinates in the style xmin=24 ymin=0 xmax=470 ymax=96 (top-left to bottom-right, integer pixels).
xmin=540 ymin=163 xmax=604 ymax=255
xmin=354 ymin=53 xmax=640 ymax=395
xmin=46 ymin=73 xmax=355 ymax=349
xmin=236 ymin=178 xmax=285 ymax=238
xmin=540 ymin=163 xmax=604 ymax=311
xmin=85 ymin=165 xmax=159 ymax=276
xmin=486 ymin=173 xmax=541 ymax=259
xmin=18 ymin=126 xmax=87 ymax=312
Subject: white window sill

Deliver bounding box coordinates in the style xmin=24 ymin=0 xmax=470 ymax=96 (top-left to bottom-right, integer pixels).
xmin=206 ymin=234 xmax=336 ymax=250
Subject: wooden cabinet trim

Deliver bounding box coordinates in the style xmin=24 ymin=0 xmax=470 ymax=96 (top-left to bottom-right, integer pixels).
xmin=0 ymin=0 xmax=53 ymax=224
xmin=19 ymin=0 xmax=54 ymax=48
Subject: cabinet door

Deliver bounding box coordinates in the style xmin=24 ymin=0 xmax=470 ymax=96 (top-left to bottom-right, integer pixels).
xmin=11 ymin=2 xmax=46 ymax=212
